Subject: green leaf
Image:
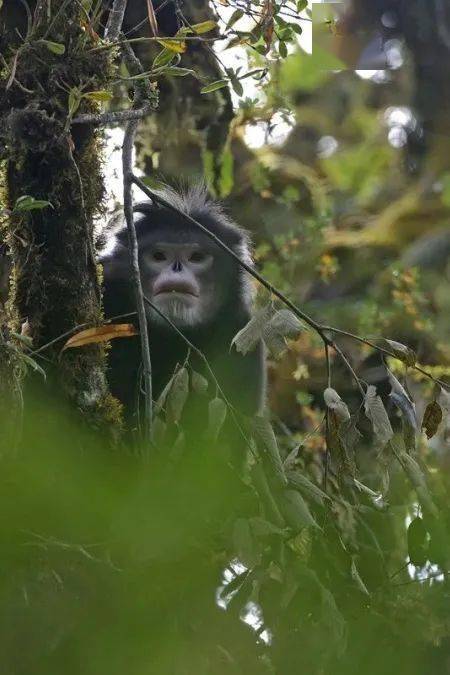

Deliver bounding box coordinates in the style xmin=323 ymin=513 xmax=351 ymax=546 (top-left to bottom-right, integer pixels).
xmin=226 ymin=9 xmax=244 ymax=29
xmin=190 ymin=20 xmax=217 ymax=34
xmin=83 ymin=90 xmax=113 ymax=103
xmin=20 ymin=352 xmax=46 ymax=379
xmin=152 ymin=48 xmax=178 ymax=69
xmin=166 ymin=367 xmax=189 ymax=423
xmin=219 ymin=146 xmax=234 ymax=197
xmin=14 ymin=196 xmax=52 ymax=212
xmin=351 ymin=558 xmax=370 ymax=596
xmin=230 ymin=77 xmax=244 ymax=97
xmin=41 ymin=40 xmax=66 ymax=55
xmin=233 ymin=518 xmax=259 ymax=567
xmin=207 ymin=397 xmax=227 ymax=442
xmin=252 ymin=415 xmax=287 ymax=487
xmin=249 ymin=517 xmax=286 ymax=537
xmin=200 ymin=79 xmax=229 ymax=94
xmin=279 ymin=489 xmax=320 ymax=532
xmin=156 ymin=38 xmax=186 ymax=53
xmin=190 ymin=370 xmax=208 ymax=395
xmin=286 ymin=471 xmax=330 ymax=506
xmin=278 ymin=41 xmax=288 ymax=58
xmin=161 ymin=67 xmax=196 ymax=77
xmin=68 ymin=88 xmax=82 ymax=117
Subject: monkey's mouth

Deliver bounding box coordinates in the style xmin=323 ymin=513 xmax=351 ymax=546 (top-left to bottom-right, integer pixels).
xmin=154 ymin=282 xmax=199 ymax=298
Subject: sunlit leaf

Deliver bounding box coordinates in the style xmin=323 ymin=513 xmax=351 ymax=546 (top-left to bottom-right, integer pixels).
xmin=152 ymin=48 xmax=178 ymax=69
xmin=190 ymin=20 xmax=217 ymax=34
xmin=63 ymin=324 xmax=137 ymax=350
xmin=83 ymin=90 xmax=113 ymax=103
xmin=323 ymin=387 xmax=350 ymax=422
xmin=200 ymin=79 xmax=229 ymax=94
xmin=383 ymin=339 xmax=416 ymax=367
xmin=156 ymin=38 xmax=186 ymax=53
xmin=231 ymin=304 xmax=271 ymax=355
xmin=41 ymin=40 xmax=66 ymax=55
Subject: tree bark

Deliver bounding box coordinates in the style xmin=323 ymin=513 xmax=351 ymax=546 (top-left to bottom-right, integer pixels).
xmin=0 ymin=2 xmax=122 ymax=439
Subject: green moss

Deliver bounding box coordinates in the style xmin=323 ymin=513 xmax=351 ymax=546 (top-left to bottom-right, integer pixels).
xmin=0 ymin=5 xmax=123 ymax=434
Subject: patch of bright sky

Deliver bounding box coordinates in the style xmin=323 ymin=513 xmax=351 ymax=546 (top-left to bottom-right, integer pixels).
xmin=212 ymin=1 xmax=313 ymax=149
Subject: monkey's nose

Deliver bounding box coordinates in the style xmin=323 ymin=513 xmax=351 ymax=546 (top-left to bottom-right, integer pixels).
xmin=172 ymin=260 xmax=182 ymax=272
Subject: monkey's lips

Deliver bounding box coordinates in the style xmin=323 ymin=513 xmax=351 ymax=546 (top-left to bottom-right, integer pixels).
xmin=154 ymin=282 xmax=199 ymax=298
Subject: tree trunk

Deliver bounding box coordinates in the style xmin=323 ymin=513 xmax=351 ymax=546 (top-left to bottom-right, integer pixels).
xmin=0 ymin=1 xmax=122 ymax=439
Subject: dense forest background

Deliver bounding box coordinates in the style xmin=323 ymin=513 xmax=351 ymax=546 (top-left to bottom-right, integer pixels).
xmin=0 ymin=0 xmax=450 ymax=673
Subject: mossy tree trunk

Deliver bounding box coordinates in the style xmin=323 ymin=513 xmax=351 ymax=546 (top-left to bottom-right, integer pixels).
xmin=0 ymin=2 xmax=122 ymax=439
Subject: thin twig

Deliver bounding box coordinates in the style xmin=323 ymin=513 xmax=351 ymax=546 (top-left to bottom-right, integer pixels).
xmin=123 ymin=122 xmax=153 ymax=448
xmin=323 ymin=325 xmax=449 ymax=389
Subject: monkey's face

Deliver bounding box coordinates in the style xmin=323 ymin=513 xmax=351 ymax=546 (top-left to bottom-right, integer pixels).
xmin=141 ymin=242 xmax=221 ymax=328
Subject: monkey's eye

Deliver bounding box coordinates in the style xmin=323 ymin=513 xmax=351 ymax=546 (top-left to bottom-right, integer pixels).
xmin=189 ymin=250 xmax=207 ymax=263
xmin=152 ymin=250 xmax=167 ymax=262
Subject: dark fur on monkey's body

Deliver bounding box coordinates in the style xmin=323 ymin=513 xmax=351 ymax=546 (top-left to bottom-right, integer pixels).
xmin=101 ymin=187 xmax=265 ymax=432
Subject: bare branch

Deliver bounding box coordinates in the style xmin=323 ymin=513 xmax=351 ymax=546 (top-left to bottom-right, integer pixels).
xmin=123 ymin=120 xmax=153 ymax=449
xmin=105 ymin=0 xmax=128 ymax=42
xmin=72 ymin=104 xmax=154 ymax=126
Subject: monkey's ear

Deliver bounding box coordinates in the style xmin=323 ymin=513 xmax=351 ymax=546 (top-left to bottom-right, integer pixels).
xmin=100 ymin=243 xmax=130 ymax=279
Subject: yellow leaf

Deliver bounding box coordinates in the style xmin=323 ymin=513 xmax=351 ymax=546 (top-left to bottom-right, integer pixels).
xmin=190 ymin=20 xmax=217 ymax=34
xmin=156 ymin=38 xmax=186 ymax=53
xmin=63 ymin=324 xmax=138 ymax=350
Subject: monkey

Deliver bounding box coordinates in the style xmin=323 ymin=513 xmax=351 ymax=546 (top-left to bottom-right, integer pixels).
xmin=100 ymin=186 xmax=266 ymax=439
